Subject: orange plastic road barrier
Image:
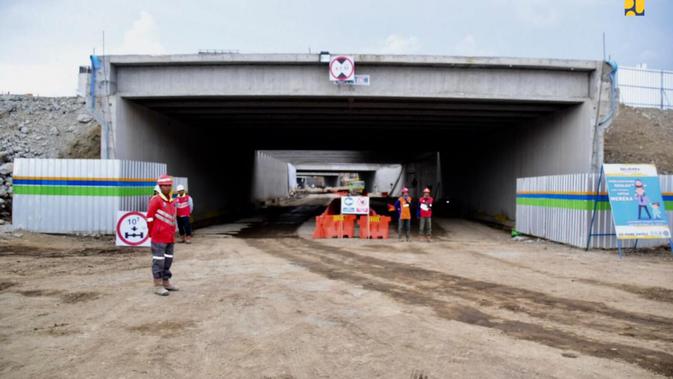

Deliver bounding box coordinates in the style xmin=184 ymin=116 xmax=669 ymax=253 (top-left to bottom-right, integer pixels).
xmin=312 ymin=215 xmax=326 ymax=238
xmin=314 ymin=214 xmax=356 ymax=238
xmin=358 ymin=215 xmax=391 ymax=239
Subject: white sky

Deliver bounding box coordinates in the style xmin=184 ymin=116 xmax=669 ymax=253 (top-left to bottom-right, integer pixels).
xmin=1 ymin=0 xmax=671 ymax=96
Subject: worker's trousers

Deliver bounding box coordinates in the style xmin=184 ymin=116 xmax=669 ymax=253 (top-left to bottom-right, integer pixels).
xmin=151 ymin=242 xmax=174 ymax=280
xmin=398 ymin=219 xmax=411 ymax=240
xmin=419 ymin=217 xmax=432 ymax=236
xmin=177 ymin=216 xmax=192 ymax=236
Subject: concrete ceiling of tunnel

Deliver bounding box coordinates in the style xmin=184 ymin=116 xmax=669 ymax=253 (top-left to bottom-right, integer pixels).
xmin=132 ymin=96 xmax=574 ymax=151
xmin=261 ymin=150 xmax=428 ymax=166
xmin=134 ymin=96 xmax=571 ymax=128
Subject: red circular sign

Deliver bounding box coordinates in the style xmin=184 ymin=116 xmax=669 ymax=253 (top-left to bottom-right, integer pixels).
xmin=116 ymin=211 xmax=150 ymax=246
xmin=329 ymin=56 xmax=355 ymax=81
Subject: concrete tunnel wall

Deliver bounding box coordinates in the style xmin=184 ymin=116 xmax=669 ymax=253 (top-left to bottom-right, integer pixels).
xmin=252 ymin=151 xmax=291 ymax=202
xmin=372 ymin=165 xmax=403 ymax=195
xmin=112 ymin=98 xmax=256 ymax=222
xmin=440 ymin=102 xmax=595 ymax=223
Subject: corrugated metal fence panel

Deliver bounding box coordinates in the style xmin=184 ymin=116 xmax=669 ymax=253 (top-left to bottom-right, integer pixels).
xmin=119 ymin=161 xmax=166 ymax=212
xmin=173 ymin=177 xmax=189 ymax=193
xmin=516 ymin=173 xmax=673 ymax=249
xmin=13 ymin=159 xmax=168 ymax=234
xmin=13 ymin=159 xmax=121 ymax=233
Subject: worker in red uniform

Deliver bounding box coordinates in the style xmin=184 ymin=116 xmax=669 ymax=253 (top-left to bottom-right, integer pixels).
xmin=394 ymin=187 xmax=413 ymax=241
xmin=418 ymin=188 xmax=434 ymax=242
xmin=175 ymin=184 xmax=194 ymax=244
xmin=146 ymin=175 xmax=178 ymax=296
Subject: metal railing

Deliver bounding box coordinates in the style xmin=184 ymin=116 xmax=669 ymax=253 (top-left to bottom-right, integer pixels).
xmin=618 ymin=66 xmax=673 ymax=110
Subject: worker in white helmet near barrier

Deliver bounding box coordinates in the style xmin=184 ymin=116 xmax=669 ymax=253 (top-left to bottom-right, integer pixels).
xmin=174 ymin=184 xmax=194 ymax=243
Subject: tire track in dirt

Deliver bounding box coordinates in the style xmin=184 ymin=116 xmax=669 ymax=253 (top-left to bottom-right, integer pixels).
xmin=435 ymin=241 xmax=673 ymax=305
xmin=301 ymin=239 xmax=673 ymax=343
xmin=248 ymin=237 xmax=673 ymax=377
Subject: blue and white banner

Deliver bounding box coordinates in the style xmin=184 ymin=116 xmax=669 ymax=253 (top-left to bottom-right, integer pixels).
xmin=604 ymin=164 xmax=671 ymax=239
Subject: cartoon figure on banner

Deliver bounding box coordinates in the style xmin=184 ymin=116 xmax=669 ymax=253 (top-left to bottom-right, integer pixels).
xmin=634 ymin=179 xmax=652 ymax=220
xmin=651 ymin=202 xmax=663 ymax=220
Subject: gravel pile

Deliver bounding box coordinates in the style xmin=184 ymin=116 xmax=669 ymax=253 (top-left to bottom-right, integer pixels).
xmin=0 ymin=95 xmax=101 ymax=222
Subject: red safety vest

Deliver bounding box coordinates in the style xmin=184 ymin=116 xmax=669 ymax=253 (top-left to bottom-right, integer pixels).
xmin=419 ymin=196 xmax=433 ymax=218
xmin=146 ymin=193 xmax=176 ymax=243
xmin=175 ymin=194 xmax=191 ymax=217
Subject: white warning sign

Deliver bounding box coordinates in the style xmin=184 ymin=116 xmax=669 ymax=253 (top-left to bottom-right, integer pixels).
xmin=329 ymin=55 xmax=355 ymax=81
xmin=116 ymin=211 xmax=151 ymax=247
xmin=341 ymin=196 xmax=370 ymax=215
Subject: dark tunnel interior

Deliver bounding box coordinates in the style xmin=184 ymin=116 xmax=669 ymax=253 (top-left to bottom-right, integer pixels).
xmin=124 ymin=96 xmax=577 ymax=224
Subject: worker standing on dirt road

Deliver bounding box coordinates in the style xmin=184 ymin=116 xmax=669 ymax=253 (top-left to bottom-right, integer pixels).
xmin=175 ymin=184 xmax=194 ymax=244
xmin=418 ymin=188 xmax=434 ymax=242
xmin=146 ymin=175 xmax=179 ymax=296
xmin=395 ymin=187 xmax=413 ymax=241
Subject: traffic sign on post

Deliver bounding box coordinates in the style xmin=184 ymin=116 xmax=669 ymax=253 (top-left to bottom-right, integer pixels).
xmin=329 ymin=55 xmax=355 ymax=81
xmin=116 ymin=211 xmax=151 ymax=247
xmin=341 ymin=196 xmax=369 ymax=215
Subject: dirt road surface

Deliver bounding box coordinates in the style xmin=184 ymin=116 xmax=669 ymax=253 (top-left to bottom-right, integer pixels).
xmin=1 ymin=204 xmax=673 ymax=378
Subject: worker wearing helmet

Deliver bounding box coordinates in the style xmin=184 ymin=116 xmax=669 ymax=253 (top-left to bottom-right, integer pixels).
xmin=394 ymin=187 xmax=413 ymax=241
xmin=146 ymin=175 xmax=178 ymax=296
xmin=418 ymin=188 xmax=434 ymax=242
xmin=174 ymin=184 xmax=194 ymax=244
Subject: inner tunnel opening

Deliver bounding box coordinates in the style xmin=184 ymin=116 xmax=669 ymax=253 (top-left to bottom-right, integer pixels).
xmin=122 ymin=96 xmax=580 ymax=231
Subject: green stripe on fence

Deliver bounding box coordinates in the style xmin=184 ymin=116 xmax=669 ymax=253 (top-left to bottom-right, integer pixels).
xmin=517 ymin=198 xmax=673 ymax=212
xmin=516 ymin=198 xmax=611 ymax=210
xmin=14 ymin=185 xmax=153 ymax=197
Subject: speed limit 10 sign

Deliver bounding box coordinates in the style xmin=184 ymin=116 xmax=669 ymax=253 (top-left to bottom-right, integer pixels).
xmin=116 ymin=211 xmax=151 ymax=247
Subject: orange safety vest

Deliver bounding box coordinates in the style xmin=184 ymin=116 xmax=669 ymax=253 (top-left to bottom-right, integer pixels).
xmin=398 ymin=196 xmax=413 ymax=220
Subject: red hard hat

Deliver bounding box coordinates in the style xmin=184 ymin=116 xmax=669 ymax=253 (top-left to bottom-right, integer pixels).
xmin=157 ymin=175 xmax=173 ymax=186
xmin=423 ymin=188 xmax=431 ymax=193
xmin=402 ymin=187 xmax=409 ymax=193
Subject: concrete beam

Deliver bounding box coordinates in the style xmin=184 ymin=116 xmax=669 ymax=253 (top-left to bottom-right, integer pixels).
xmin=102 ymin=54 xmax=598 ymax=102
xmin=297 ymin=172 xmax=344 ymax=176
xmin=295 ymin=163 xmax=385 ymax=171
xmin=107 ymin=54 xmax=599 ymax=72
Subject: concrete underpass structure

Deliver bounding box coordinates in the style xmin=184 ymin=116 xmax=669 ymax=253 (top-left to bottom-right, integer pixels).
xmin=88 ymin=54 xmax=615 ymax=225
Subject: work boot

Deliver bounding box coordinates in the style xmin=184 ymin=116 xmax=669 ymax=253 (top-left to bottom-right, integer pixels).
xmin=154 ymin=279 xmax=169 ymax=296
xmin=163 ymin=279 xmax=179 ymax=291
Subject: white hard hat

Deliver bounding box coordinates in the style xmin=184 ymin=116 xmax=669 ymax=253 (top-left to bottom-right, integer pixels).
xmin=176 ymin=184 xmax=185 ymax=191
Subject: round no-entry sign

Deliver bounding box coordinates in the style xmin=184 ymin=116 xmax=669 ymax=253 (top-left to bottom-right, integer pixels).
xmin=329 ymin=55 xmax=355 ymax=81
xmin=116 ymin=211 xmax=151 ymax=247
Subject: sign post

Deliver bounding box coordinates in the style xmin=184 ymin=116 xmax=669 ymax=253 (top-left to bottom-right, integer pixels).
xmin=116 ymin=211 xmax=151 ymax=247
xmin=586 ymin=164 xmax=673 ymax=257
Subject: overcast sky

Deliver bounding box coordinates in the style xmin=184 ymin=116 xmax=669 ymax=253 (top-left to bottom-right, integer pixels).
xmin=1 ymin=0 xmax=671 ymax=96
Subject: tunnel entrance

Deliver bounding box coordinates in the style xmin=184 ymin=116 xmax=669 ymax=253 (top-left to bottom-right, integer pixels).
xmin=119 ymin=96 xmax=579 ymax=227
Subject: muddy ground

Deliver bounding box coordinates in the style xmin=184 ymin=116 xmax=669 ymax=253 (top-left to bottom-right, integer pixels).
xmin=1 ymin=203 xmax=673 ymax=378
